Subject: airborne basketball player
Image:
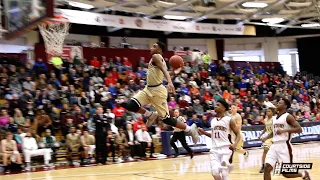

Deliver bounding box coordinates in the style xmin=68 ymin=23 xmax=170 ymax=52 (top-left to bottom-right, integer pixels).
xmin=262 ymin=99 xmax=311 ymax=180
xmin=258 ymin=107 xmax=275 ymax=173
xmin=198 ymin=99 xmax=241 ymax=180
xmin=230 ymin=104 xmax=249 ymax=158
xmin=123 ymin=42 xmax=199 ymax=144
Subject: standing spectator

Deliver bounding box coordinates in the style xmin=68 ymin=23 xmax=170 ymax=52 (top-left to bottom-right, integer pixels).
xmin=22 ymin=129 xmax=54 ymax=171
xmin=93 ymin=106 xmax=110 ymax=165
xmin=1 ymin=132 xmax=22 ymax=173
xmin=170 ymin=110 xmax=193 ymax=158
xmin=32 ymin=58 xmax=48 ymax=75
xmin=135 ymin=124 xmax=154 ymax=159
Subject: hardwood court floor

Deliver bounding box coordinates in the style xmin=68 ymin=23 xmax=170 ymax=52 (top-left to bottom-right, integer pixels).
xmin=2 ymin=142 xmax=320 ymax=180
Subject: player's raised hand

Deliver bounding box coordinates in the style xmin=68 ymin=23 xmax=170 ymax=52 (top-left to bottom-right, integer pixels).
xmin=173 ymin=67 xmax=182 ymax=75
xmin=167 ymin=82 xmax=175 ymax=93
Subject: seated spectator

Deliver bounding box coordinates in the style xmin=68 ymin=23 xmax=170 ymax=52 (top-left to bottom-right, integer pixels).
xmin=135 ymin=125 xmax=154 ymax=159
xmin=66 ymin=127 xmax=81 ymax=165
xmin=14 ymin=108 xmax=30 ymax=129
xmin=133 ymin=116 xmax=147 ymax=132
xmin=0 ymin=109 xmax=10 ymax=136
xmin=193 ymin=99 xmax=204 ymax=115
xmin=22 ymin=129 xmax=54 ymax=171
xmin=125 ymin=123 xmax=140 ymax=160
xmin=73 ymin=106 xmax=87 ymax=129
xmin=1 ymin=132 xmax=22 ymax=173
xmin=116 ymin=127 xmax=129 ymax=163
xmin=80 ymin=129 xmax=95 ymax=165
xmin=39 ymin=129 xmax=60 ymax=161
xmin=5 ymin=117 xmax=18 ymax=133
xmin=106 ymin=129 xmax=117 ymax=163
xmin=34 ymin=110 xmax=52 ymax=136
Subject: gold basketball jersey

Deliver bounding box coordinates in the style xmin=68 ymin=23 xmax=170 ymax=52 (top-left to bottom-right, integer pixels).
xmin=147 ymin=54 xmax=166 ymax=86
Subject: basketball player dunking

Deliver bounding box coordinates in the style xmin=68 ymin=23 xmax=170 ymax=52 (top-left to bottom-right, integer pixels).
xmin=199 ymin=99 xmax=241 ymax=180
xmin=229 ymin=104 xmax=249 ymax=159
xmin=262 ymin=99 xmax=311 ymax=180
xmin=258 ymin=107 xmax=275 ymax=173
xmin=123 ymin=42 xmax=199 ymax=144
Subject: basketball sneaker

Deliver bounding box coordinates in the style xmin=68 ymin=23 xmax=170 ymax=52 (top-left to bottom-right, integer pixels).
xmin=190 ymin=123 xmax=199 ymax=144
xmin=303 ymin=170 xmax=311 ymax=180
xmin=146 ymin=111 xmax=158 ymax=126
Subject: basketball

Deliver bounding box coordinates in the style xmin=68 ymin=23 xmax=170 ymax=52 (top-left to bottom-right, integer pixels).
xmin=169 ymin=55 xmax=184 ymax=69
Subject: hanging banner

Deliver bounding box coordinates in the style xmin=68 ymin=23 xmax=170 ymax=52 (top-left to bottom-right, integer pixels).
xmin=56 ymin=9 xmax=245 ymax=35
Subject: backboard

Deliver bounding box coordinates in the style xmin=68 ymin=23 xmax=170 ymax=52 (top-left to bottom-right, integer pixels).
xmin=3 ymin=0 xmax=54 ymax=40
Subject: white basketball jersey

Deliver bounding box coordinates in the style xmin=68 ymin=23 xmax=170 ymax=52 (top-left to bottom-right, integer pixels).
xmin=210 ymin=116 xmax=232 ymax=148
xmin=272 ymin=113 xmax=292 ymax=142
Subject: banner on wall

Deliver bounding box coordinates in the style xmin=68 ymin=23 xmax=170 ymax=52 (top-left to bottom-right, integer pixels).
xmin=56 ymin=9 xmax=245 ymax=35
xmin=47 ymin=46 xmax=83 ymax=61
xmin=161 ymin=122 xmax=320 ymax=155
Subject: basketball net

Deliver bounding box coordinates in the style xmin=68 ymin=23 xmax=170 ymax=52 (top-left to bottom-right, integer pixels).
xmin=38 ymin=16 xmax=70 ymax=56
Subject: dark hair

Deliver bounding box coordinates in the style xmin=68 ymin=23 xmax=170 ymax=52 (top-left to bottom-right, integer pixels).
xmin=282 ymin=98 xmax=291 ymax=109
xmin=218 ymin=99 xmax=229 ymax=111
xmin=156 ymin=41 xmax=167 ymax=53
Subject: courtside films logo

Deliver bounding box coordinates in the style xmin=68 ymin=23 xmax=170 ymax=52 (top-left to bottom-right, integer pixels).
xmin=274 ymin=162 xmax=312 ymax=175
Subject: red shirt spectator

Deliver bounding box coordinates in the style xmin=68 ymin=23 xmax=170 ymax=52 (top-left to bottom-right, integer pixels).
xmin=202 ymin=91 xmax=213 ymax=101
xmin=104 ymin=73 xmax=117 ymax=86
xmin=90 ymin=57 xmax=101 ymax=68
xmin=112 ymin=105 xmax=126 ymax=117
xmin=133 ymin=117 xmax=147 ymax=132
xmin=239 ymin=88 xmax=247 ymax=97
xmin=262 ymin=74 xmax=269 ymax=84
xmin=110 ymin=67 xmax=120 ymax=80
xmin=200 ymin=70 xmax=209 ymax=79
xmin=123 ymin=57 xmax=132 ymax=68
xmin=125 ymin=70 xmax=136 ymax=81
xmin=178 ymin=99 xmax=189 ymax=109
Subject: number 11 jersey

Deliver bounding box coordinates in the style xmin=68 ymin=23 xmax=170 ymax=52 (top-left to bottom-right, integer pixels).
xmin=210 ymin=116 xmax=232 ymax=148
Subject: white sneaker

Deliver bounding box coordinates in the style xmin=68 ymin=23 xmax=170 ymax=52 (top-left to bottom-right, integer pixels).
xmin=227 ymin=164 xmax=234 ymax=173
xmin=303 ymin=170 xmax=311 ymax=180
xmin=244 ymin=150 xmax=249 ymax=159
xmin=25 ymin=166 xmax=31 ymax=171
xmin=146 ymin=112 xmax=158 ymax=126
xmin=118 ymin=157 xmax=124 ymax=163
xmin=128 ymin=157 xmax=134 ymax=161
xmin=44 ymin=164 xmax=55 ymax=169
xmin=189 ymin=123 xmax=199 ymax=144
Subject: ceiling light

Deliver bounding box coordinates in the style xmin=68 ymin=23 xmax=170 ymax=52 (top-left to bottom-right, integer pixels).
xmin=69 ymin=2 xmax=94 ymax=9
xmin=163 ymin=15 xmax=187 ymax=20
xmin=289 ymin=51 xmax=298 ymax=54
xmin=262 ymin=18 xmax=285 ymax=24
xmin=301 ymin=23 xmax=320 ymax=27
xmin=229 ymin=53 xmax=244 ymax=56
xmin=242 ymin=2 xmax=268 ymax=8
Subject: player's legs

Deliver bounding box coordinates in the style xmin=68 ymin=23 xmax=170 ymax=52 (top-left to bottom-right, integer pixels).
xmin=260 ymin=146 xmax=270 ymax=173
xmin=278 ymin=143 xmax=310 ymax=179
xmin=235 ymin=134 xmax=249 ymax=158
xmin=170 ymin=132 xmax=179 ymax=156
xmin=123 ymin=90 xmax=156 ymax=120
xmin=221 ymin=148 xmax=233 ymax=180
xmin=149 ymin=87 xmax=199 ymax=143
xmin=210 ymin=150 xmax=223 ymax=180
xmin=264 ymin=145 xmax=278 ymax=180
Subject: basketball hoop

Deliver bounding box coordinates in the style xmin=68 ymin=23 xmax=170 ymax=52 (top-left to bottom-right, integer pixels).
xmin=38 ymin=15 xmax=70 ymax=56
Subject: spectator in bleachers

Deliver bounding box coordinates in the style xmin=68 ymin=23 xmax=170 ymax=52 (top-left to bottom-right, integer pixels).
xmin=126 ymin=123 xmax=140 ymax=160
xmin=5 ymin=117 xmax=18 ymax=133
xmin=135 ymin=124 xmax=154 ymax=159
xmin=116 ymin=127 xmax=128 ymax=163
xmin=106 ymin=129 xmax=116 ymax=163
xmin=0 ymin=109 xmax=10 ymax=135
xmin=32 ymin=58 xmax=48 ymax=75
xmin=1 ymin=132 xmax=22 ymax=173
xmin=133 ymin=116 xmax=146 ymax=132
xmin=73 ymin=106 xmax=87 ymax=129
xmin=34 ymin=110 xmax=52 ymax=136
xmin=39 ymin=129 xmax=60 ymax=161
xmin=22 ymin=129 xmax=54 ymax=171
xmin=90 ymin=57 xmax=100 ymax=69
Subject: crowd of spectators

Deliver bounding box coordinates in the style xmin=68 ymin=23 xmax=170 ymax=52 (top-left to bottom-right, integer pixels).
xmin=0 ymin=52 xmax=319 ymax=173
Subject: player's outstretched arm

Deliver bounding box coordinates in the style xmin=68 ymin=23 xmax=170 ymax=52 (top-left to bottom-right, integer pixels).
xmin=285 ymin=114 xmax=302 ymax=134
xmin=230 ymin=119 xmax=241 ymax=150
xmin=198 ymin=128 xmax=211 ymax=138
